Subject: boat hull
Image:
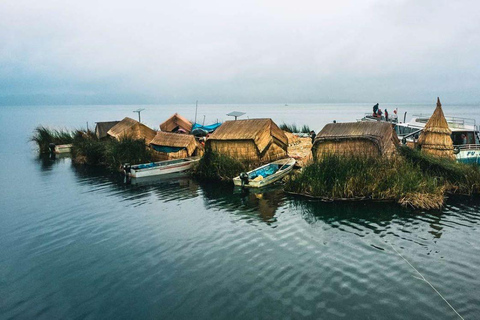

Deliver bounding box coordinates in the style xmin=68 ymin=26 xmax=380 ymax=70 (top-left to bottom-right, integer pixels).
xmin=128 ymin=157 xmax=199 ymax=178
xmin=54 ymin=144 xmax=72 ymax=154
xmin=456 ymin=149 xmax=480 ymax=165
xmin=233 ymin=158 xmax=296 ymax=188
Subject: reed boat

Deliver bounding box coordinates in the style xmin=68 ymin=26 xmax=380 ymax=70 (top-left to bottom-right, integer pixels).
xmin=233 ymin=158 xmax=296 ymax=188
xmin=123 ymin=157 xmax=200 ymax=178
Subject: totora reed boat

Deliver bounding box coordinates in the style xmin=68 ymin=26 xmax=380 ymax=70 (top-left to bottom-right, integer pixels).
xmin=233 ymin=158 xmax=296 ymax=188
xmin=123 ymin=157 xmax=200 ymax=178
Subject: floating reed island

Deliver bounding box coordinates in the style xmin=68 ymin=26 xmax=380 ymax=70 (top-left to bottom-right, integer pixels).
xmin=32 ymin=100 xmax=480 ymax=210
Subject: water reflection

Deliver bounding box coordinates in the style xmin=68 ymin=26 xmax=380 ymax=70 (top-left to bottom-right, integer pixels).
xmin=200 ymin=182 xmax=286 ymax=225
xmin=71 ymin=164 xmax=201 ymax=203
xmin=36 ymin=154 xmax=71 ymax=172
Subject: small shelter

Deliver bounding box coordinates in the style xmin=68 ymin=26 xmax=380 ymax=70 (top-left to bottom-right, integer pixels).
xmin=107 ymin=117 xmax=156 ymax=143
xmin=312 ymin=122 xmax=399 ymax=159
xmin=417 ymin=98 xmax=454 ymax=159
xmin=149 ymin=131 xmax=197 ymax=160
xmin=206 ymin=118 xmax=288 ymax=162
xmin=160 ymin=113 xmax=192 ymax=133
xmin=95 ymin=121 xmax=120 ymax=139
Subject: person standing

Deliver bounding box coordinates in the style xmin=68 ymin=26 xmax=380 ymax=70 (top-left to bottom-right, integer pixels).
xmin=385 ymin=109 xmax=389 ymax=121
xmin=391 ymin=109 xmax=398 ymax=122
xmin=373 ymin=103 xmax=379 ymax=116
xmin=310 ymin=130 xmax=316 ymax=144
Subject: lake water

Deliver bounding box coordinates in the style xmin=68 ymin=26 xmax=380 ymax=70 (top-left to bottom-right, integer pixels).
xmin=1 ymin=103 xmax=480 ymax=319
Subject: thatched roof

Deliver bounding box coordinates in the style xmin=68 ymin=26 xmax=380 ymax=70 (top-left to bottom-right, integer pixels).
xmin=107 ymin=117 xmax=156 ymax=143
xmin=150 ymin=131 xmax=197 ymax=156
xmin=421 ymin=98 xmax=452 ymax=135
xmin=418 ymin=98 xmax=454 ymax=159
xmin=208 ymin=118 xmax=288 ymax=153
xmin=95 ymin=121 xmax=119 ymax=139
xmin=160 ymin=113 xmax=192 ymax=133
xmin=314 ymin=121 xmax=399 ymax=154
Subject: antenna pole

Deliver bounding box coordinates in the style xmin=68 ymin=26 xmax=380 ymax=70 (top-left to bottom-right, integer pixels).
xmin=194 ymin=100 xmax=198 ymax=124
xmin=133 ymin=108 xmax=145 ymax=123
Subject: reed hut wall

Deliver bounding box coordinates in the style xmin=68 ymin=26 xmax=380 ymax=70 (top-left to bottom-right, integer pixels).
xmin=152 ymin=148 xmax=189 ymax=161
xmin=95 ymin=121 xmax=119 ymax=139
xmin=107 ymin=117 xmax=157 ymax=143
xmin=206 ymin=118 xmax=288 ymax=162
xmin=160 ymin=113 xmax=192 ymax=133
xmin=149 ymin=131 xmax=197 ymax=160
xmin=313 ymin=122 xmax=399 ymax=160
xmin=417 ymin=98 xmax=454 ymax=159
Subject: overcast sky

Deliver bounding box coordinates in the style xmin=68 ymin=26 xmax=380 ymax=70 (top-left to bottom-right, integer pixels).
xmin=0 ymin=0 xmax=479 ymax=105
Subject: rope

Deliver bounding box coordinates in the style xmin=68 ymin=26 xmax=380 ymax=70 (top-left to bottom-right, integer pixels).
xmin=390 ymin=244 xmax=464 ymax=320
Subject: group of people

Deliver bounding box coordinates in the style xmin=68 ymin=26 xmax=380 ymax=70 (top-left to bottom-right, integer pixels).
xmin=372 ymin=103 xmax=398 ymax=122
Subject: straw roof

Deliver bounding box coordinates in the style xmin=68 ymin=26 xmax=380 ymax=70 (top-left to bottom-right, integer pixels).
xmin=418 ymin=98 xmax=454 ymax=159
xmin=150 ymin=131 xmax=197 ymax=156
xmin=107 ymin=117 xmax=156 ymax=143
xmin=95 ymin=121 xmax=119 ymax=139
xmin=160 ymin=113 xmax=192 ymax=133
xmin=208 ymin=118 xmax=288 ymax=153
xmin=314 ymin=121 xmax=399 ymax=156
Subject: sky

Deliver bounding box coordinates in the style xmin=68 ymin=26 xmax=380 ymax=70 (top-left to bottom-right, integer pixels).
xmin=0 ymin=0 xmax=479 ymax=105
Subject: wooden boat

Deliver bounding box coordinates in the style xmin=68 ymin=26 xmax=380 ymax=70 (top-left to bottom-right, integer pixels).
xmin=233 ymin=158 xmax=296 ymax=188
xmin=123 ymin=157 xmax=200 ymax=178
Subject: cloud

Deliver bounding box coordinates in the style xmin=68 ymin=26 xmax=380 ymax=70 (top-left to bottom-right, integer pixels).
xmin=0 ymin=0 xmax=479 ymax=104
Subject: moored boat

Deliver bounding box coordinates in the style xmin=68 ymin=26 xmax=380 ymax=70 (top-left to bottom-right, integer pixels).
xmin=395 ymin=115 xmax=480 ymax=164
xmin=54 ymin=144 xmax=72 ymax=154
xmin=123 ymin=157 xmax=200 ymax=178
xmin=233 ymin=158 xmax=296 ymax=188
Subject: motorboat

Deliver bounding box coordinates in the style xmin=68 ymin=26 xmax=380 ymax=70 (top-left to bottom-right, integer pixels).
xmin=233 ymin=158 xmax=296 ymax=188
xmin=123 ymin=157 xmax=200 ymax=178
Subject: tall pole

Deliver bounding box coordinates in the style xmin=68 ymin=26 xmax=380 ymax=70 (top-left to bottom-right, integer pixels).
xmin=194 ymin=100 xmax=198 ymax=125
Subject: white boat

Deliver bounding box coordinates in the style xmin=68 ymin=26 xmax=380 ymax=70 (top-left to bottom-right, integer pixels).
xmin=54 ymin=144 xmax=72 ymax=154
xmin=395 ymin=115 xmax=480 ymax=165
xmin=124 ymin=157 xmax=200 ymax=178
xmin=233 ymin=158 xmax=296 ymax=188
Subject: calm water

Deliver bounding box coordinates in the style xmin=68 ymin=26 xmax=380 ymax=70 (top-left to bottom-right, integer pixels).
xmin=1 ymin=104 xmax=480 ymax=319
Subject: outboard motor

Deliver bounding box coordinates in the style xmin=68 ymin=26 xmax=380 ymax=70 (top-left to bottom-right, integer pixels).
xmin=49 ymin=143 xmax=56 ymax=154
xmin=239 ymin=172 xmax=249 ymax=187
xmin=123 ymin=163 xmax=131 ymax=175
xmin=123 ymin=163 xmax=132 ymax=184
xmin=48 ymin=143 xmax=56 ymax=160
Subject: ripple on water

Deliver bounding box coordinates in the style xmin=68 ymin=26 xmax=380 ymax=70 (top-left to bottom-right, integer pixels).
xmin=2 ymin=157 xmax=480 ymax=319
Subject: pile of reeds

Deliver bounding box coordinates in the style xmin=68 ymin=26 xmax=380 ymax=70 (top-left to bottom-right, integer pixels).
xmin=280 ymin=123 xmax=311 ymax=133
xmin=285 ymin=153 xmax=445 ymax=209
xmin=31 ymin=126 xmax=75 ymax=153
xmin=193 ymin=149 xmax=247 ymax=181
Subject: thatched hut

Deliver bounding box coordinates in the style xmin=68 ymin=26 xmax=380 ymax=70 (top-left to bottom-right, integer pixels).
xmin=312 ymin=122 xmax=399 ymax=160
xmin=417 ymin=98 xmax=454 ymax=159
xmin=149 ymin=131 xmax=197 ymax=160
xmin=107 ymin=117 xmax=156 ymax=143
xmin=160 ymin=113 xmax=192 ymax=133
xmin=206 ymin=118 xmax=288 ymax=162
xmin=95 ymin=121 xmax=119 ymax=139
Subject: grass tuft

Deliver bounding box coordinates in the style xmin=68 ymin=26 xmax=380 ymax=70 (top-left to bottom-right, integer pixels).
xmin=31 ymin=126 xmax=74 ymax=153
xmin=193 ymin=149 xmax=246 ymax=181
xmin=280 ymin=123 xmax=311 ymax=133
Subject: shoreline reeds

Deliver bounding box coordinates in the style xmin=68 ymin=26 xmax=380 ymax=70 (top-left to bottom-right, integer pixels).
xmin=192 ymin=149 xmax=247 ymax=181
xmin=280 ymin=123 xmax=311 ymax=133
xmin=31 ymin=126 xmax=75 ymax=153
xmin=285 ymin=147 xmax=480 ymax=210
